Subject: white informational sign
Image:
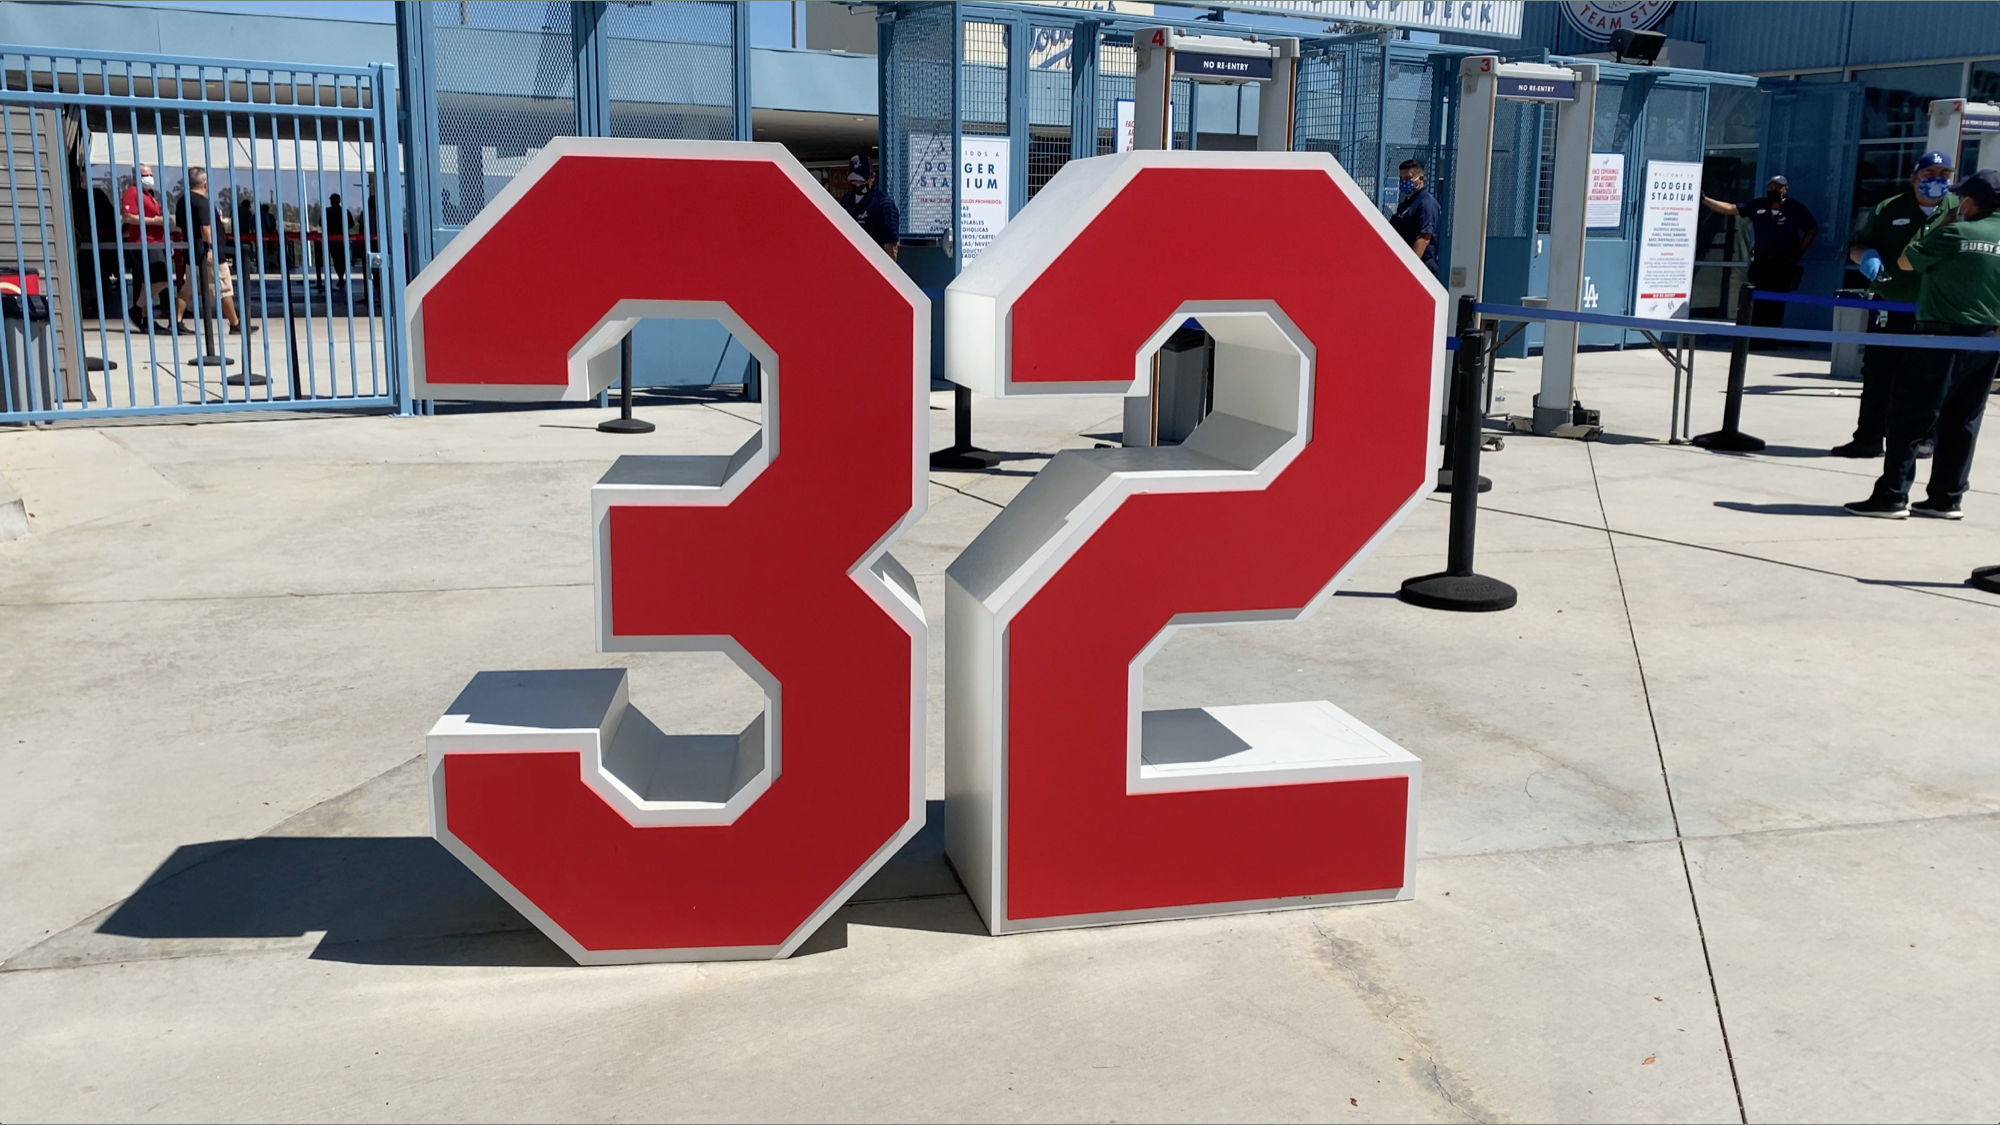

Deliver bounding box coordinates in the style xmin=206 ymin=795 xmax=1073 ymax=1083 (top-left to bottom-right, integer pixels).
xmin=906 ymin=133 xmax=953 ymax=236
xmin=1635 ymin=160 xmax=1701 ymax=319
xmin=958 ymin=136 xmax=1012 ymax=263
xmin=1587 ymin=153 xmax=1624 ymax=228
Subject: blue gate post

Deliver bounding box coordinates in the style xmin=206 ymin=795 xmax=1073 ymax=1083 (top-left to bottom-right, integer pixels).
xmin=573 ymin=2 xmax=610 ymax=139
xmin=1070 ymin=21 xmax=1098 ymax=162
xmin=374 ymin=61 xmax=414 ymax=416
xmin=733 ymin=2 xmax=753 ymax=141
xmin=394 ymin=3 xmax=440 ymax=277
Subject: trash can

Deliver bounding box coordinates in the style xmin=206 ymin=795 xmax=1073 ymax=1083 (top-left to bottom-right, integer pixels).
xmin=1 ymin=291 xmax=57 ymax=414
xmin=1122 ymin=321 xmax=1213 ymax=447
xmin=1830 ymin=288 xmax=1869 ymax=382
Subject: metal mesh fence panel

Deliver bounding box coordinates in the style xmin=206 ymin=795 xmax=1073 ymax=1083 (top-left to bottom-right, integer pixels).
xmin=880 ymin=2 xmax=954 ymax=238
xmin=1486 ymin=97 xmax=1541 ymax=239
xmin=1026 ymin=26 xmax=1070 ymax=199
xmin=429 ymin=0 xmax=575 ymax=225
xmin=606 ymin=0 xmax=736 ymax=141
xmin=1295 ymin=38 xmax=1383 ymax=201
xmin=962 ymin=19 xmax=1009 ymax=137
xmin=1381 ymin=56 xmax=1434 ymax=212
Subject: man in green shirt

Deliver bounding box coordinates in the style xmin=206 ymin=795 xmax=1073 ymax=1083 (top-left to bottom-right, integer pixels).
xmin=1832 ymin=150 xmax=1956 ymax=458
xmin=1846 ymin=169 xmax=2000 ymax=519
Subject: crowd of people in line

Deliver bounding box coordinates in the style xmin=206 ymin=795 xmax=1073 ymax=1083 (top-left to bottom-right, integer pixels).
xmin=116 ymin=165 xmax=369 ymax=336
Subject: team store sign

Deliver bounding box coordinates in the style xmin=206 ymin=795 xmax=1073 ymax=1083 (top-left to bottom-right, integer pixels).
xmin=408 ymin=139 xmax=1447 ymax=964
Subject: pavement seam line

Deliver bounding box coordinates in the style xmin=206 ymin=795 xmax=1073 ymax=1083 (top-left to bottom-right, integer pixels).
xmin=0 ymin=579 xmax=596 ymax=610
xmin=1445 ymin=497 xmax=2000 ymax=611
xmin=1584 ymin=441 xmax=1750 ymax=1125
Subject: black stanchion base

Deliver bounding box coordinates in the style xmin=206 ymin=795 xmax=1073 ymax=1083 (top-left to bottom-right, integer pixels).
xmin=1969 ymin=565 xmax=2000 ymax=595
xmin=1690 ymin=429 xmax=1767 ymax=453
xmin=930 ymin=445 xmax=1001 ymax=471
xmin=1397 ymin=571 xmax=1518 ymax=613
xmin=598 ymin=417 xmax=656 ymax=434
xmin=188 ymin=356 xmax=233 ymax=367
xmin=1435 ymin=469 xmax=1492 ymax=494
xmin=224 ymin=372 xmax=267 ymax=387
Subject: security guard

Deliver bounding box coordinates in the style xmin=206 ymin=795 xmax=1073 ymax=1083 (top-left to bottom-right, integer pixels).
xmin=1701 ymin=175 xmax=1818 ymax=329
xmin=1833 ymin=150 xmax=1957 ymax=458
xmin=1389 ymin=158 xmax=1442 ymax=276
xmin=839 ymin=154 xmax=900 ymax=260
xmin=1845 ymin=169 xmax=2000 ymax=520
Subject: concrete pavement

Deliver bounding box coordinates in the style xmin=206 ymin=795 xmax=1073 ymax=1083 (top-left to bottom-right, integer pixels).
xmin=1 ymin=343 xmax=1996 ymax=1122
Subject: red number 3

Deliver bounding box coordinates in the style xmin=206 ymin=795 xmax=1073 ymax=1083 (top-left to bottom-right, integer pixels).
xmin=408 ymin=142 xmax=1444 ymax=962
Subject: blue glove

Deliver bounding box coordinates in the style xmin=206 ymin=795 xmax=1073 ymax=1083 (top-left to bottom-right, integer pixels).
xmin=1858 ymin=249 xmax=1885 ymax=282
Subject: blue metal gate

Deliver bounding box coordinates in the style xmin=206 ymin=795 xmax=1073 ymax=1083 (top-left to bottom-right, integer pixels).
xmin=0 ymin=45 xmax=408 ymax=423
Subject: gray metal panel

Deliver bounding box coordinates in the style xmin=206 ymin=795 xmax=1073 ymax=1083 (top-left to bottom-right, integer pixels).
xmin=0 ymin=103 xmax=85 ymax=399
xmin=1463 ymin=2 xmax=2000 ymax=77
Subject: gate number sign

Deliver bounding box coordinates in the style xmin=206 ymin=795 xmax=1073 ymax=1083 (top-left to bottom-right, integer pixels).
xmin=408 ymin=139 xmax=1446 ymax=964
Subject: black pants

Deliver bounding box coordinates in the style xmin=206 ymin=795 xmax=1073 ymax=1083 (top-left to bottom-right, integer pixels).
xmin=1872 ymin=324 xmax=1999 ymax=505
xmin=1747 ymin=260 xmax=1801 ymax=329
xmin=1852 ymin=310 xmax=1918 ymax=446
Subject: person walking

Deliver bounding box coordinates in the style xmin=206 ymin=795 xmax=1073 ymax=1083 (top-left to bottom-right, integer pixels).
xmin=1832 ymin=150 xmax=1957 ymax=459
xmin=179 ymin=167 xmax=255 ymax=337
xmin=1702 ymin=175 xmax=1818 ymax=330
xmin=1844 ymin=169 xmax=2000 ymax=520
xmin=839 ymin=154 xmax=899 ymax=259
xmin=119 ymin=164 xmax=188 ymax=333
xmin=1390 ymin=158 xmax=1442 ymax=276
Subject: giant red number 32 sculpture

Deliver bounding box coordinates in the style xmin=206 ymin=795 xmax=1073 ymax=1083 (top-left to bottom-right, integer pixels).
xmin=406 ymin=140 xmax=1444 ymax=963
xmin=408 ymin=139 xmax=929 ymax=963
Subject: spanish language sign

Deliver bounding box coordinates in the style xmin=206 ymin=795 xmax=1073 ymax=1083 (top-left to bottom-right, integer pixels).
xmin=1635 ymin=160 xmax=1700 ymax=319
xmin=905 ymin=134 xmax=1013 ymax=260
xmin=958 ymin=136 xmax=1012 ymax=263
xmin=1587 ymin=153 xmax=1624 ymax=228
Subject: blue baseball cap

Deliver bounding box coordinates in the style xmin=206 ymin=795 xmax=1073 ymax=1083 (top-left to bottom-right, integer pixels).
xmin=1914 ymin=150 xmax=1953 ymax=174
xmin=1766 ymin=174 xmax=1788 ymax=188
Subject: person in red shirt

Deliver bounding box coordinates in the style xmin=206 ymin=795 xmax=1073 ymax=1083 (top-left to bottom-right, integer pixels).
xmin=119 ymin=164 xmax=187 ymax=333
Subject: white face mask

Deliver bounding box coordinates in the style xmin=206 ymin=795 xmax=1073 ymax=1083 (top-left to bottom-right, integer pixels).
xmin=140 ymin=175 xmax=156 ymax=189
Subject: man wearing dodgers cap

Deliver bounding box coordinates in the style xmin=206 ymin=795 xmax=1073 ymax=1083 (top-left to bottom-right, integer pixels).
xmin=1702 ymin=173 xmax=1819 ymax=332
xmin=1834 ymin=149 xmax=1958 ymax=458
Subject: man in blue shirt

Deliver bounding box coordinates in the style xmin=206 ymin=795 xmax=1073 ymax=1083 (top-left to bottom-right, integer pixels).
xmin=1702 ymin=174 xmax=1818 ymax=329
xmin=1389 ymin=159 xmax=1441 ymax=276
xmin=839 ymin=154 xmax=900 ymax=260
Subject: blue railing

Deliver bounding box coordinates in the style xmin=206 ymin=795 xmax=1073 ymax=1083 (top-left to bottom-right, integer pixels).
xmin=0 ymin=45 xmax=408 ymax=424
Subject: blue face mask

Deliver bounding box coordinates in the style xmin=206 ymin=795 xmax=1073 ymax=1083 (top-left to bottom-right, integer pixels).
xmin=1916 ymin=177 xmax=1950 ymax=203
xmin=1399 ymin=178 xmax=1420 ymax=199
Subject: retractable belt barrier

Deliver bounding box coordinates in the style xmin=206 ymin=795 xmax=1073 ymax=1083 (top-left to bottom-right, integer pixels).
xmin=1748 ymin=290 xmax=1918 ymax=315
xmin=1475 ymin=303 xmax=2000 ymax=352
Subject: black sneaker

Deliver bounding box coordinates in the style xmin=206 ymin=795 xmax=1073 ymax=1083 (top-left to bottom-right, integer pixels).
xmin=1910 ymin=498 xmax=1963 ymax=520
xmin=1829 ymin=440 xmax=1882 ymax=458
xmin=1844 ymin=497 xmax=1910 ymax=519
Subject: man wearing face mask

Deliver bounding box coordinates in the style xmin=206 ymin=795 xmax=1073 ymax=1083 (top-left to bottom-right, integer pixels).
xmin=119 ymin=164 xmax=187 ymax=333
xmin=1389 ymin=159 xmax=1441 ymax=275
xmin=1845 ymin=169 xmax=2000 ymax=520
xmin=839 ymin=154 xmax=899 ymax=261
xmin=1702 ymin=175 xmax=1818 ymax=330
xmin=1832 ymin=150 xmax=1957 ymax=459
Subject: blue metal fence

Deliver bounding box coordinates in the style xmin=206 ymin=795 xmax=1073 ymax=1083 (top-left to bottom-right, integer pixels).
xmin=396 ymin=0 xmax=750 ymax=278
xmin=0 ymin=45 xmax=408 ymax=424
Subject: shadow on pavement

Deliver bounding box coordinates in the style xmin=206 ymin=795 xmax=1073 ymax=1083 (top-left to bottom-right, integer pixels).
xmin=1713 ymin=500 xmax=1853 ymax=517
xmin=97 ymin=801 xmax=974 ymax=967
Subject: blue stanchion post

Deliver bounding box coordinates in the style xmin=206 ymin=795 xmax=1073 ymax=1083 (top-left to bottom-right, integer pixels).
xmin=1690 ymin=282 xmax=1766 ymax=453
xmin=1400 ymin=296 xmax=1516 ymax=613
